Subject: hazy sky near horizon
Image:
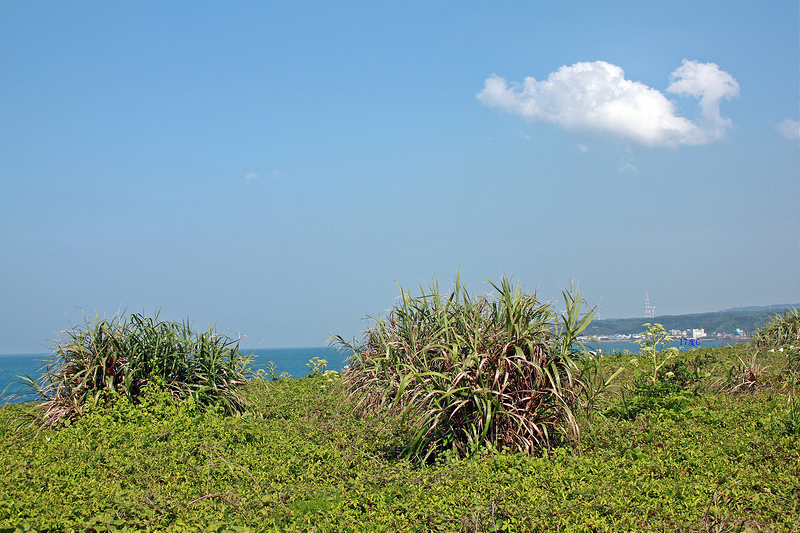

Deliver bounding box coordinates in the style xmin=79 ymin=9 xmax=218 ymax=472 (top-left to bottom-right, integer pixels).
xmin=2 ymin=1 xmax=798 ymax=353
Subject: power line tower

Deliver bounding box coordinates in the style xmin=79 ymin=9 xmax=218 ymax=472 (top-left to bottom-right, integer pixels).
xmin=644 ymin=292 xmax=655 ymax=319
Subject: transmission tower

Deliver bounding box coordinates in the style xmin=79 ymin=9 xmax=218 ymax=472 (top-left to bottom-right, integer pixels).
xmin=644 ymin=292 xmax=655 ymax=319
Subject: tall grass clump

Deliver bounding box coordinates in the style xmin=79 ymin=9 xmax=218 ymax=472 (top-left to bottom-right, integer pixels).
xmin=751 ymin=307 xmax=800 ymax=348
xmin=25 ymin=312 xmax=254 ymax=425
xmin=333 ymin=274 xmax=594 ymax=460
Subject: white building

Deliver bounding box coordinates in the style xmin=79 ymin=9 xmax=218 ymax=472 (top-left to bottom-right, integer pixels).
xmin=688 ymin=328 xmax=706 ymax=339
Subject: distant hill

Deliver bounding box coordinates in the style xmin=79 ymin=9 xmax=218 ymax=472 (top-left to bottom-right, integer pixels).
xmin=589 ymin=304 xmax=799 ymax=336
xmin=717 ymin=304 xmax=800 ymax=314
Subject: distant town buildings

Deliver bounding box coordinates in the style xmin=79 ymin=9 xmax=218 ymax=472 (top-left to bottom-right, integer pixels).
xmin=688 ymin=328 xmax=706 ymax=339
xmin=591 ymin=326 xmax=748 ymax=343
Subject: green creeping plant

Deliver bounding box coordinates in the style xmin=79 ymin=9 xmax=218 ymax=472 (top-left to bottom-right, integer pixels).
xmin=1 ymin=363 xmax=798 ymax=531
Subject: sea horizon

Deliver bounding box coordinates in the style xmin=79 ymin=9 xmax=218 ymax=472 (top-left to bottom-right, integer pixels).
xmin=0 ymin=346 xmax=349 ymax=404
xmin=1 ymin=339 xmax=749 ymax=404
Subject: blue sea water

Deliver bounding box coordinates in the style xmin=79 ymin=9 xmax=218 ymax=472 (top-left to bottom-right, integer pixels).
xmin=0 ymin=346 xmax=348 ymax=405
xmin=0 ymin=353 xmax=52 ymax=403
xmin=0 ymin=340 xmax=747 ymax=404
xmin=592 ymin=339 xmax=747 ymax=354
xmin=247 ymin=346 xmax=350 ymax=377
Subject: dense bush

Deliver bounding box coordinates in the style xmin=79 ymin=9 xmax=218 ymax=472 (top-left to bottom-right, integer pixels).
xmin=24 ymin=312 xmax=254 ymax=425
xmin=752 ymin=307 xmax=800 ymax=348
xmin=333 ymin=275 xmax=594 ymax=460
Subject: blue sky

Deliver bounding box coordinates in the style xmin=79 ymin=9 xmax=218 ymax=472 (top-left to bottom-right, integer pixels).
xmin=1 ymin=1 xmax=798 ymax=353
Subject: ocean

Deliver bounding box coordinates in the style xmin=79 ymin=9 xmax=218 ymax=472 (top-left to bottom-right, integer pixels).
xmin=592 ymin=338 xmax=747 ymax=354
xmin=0 ymin=339 xmax=748 ymax=404
xmin=0 ymin=346 xmax=348 ymax=404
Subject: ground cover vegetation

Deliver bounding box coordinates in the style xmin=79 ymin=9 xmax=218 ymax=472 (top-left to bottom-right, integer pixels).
xmin=0 ymin=298 xmax=798 ymax=531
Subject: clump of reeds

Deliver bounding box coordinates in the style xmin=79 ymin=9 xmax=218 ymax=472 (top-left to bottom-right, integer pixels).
xmin=728 ymin=352 xmax=770 ymax=394
xmin=751 ymin=308 xmax=800 ymax=348
xmin=25 ymin=312 xmax=253 ymax=425
xmin=333 ymin=274 xmax=594 ymax=460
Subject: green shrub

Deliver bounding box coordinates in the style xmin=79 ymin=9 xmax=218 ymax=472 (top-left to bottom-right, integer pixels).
xmin=602 ymin=325 xmax=710 ymax=421
xmin=752 ymin=307 xmax=800 ymax=348
xmin=25 ymin=311 xmax=254 ymax=425
xmin=264 ymin=360 xmax=291 ymax=381
xmin=333 ymin=274 xmax=595 ymax=460
xmin=727 ymin=351 xmax=771 ymax=394
xmin=634 ymin=323 xmax=679 ymax=385
xmin=306 ymin=357 xmax=328 ymax=376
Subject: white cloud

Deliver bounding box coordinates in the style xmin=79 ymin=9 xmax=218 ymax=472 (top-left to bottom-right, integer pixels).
xmin=666 ymin=60 xmax=740 ymax=144
xmin=776 ymin=118 xmax=800 ymax=140
xmin=618 ymin=163 xmax=638 ymax=173
xmin=477 ymin=59 xmax=739 ymax=148
xmin=245 ymin=172 xmax=258 ymax=182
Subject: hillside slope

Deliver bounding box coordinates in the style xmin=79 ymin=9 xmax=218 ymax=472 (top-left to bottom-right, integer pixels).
xmin=589 ymin=304 xmax=799 ymax=336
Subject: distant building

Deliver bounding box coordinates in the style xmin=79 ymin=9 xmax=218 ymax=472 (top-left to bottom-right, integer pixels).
xmin=688 ymin=328 xmax=706 ymax=339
